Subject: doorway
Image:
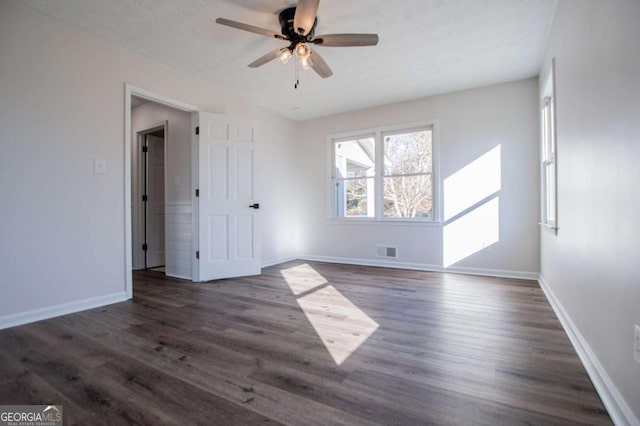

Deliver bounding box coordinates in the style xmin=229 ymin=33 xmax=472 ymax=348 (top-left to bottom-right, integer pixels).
xmin=139 ymin=125 xmax=166 ymax=270
xmin=124 ymin=85 xmax=260 ymax=297
xmin=125 ymin=85 xmax=200 ymax=298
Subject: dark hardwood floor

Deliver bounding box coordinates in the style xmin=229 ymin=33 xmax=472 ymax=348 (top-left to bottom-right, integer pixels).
xmin=0 ymin=261 xmax=611 ymax=425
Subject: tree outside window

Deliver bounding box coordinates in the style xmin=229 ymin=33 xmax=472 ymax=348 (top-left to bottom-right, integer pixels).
xmin=383 ymin=129 xmax=432 ymax=218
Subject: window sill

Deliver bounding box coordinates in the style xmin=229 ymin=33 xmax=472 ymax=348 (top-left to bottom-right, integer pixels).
xmin=327 ymin=218 xmax=441 ymax=227
xmin=539 ymin=222 xmax=559 ymax=234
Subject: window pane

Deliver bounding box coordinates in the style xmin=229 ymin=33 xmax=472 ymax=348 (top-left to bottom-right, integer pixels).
xmin=383 ymin=175 xmax=432 ymax=218
xmin=334 ymin=138 xmax=375 ymax=179
xmin=543 ymin=101 xmax=555 ymax=161
xmin=383 ymin=129 xmax=432 ymax=176
xmin=542 ymin=105 xmax=550 ymax=159
xmin=335 ymin=178 xmax=375 ymax=217
xmin=545 ymin=164 xmax=556 ymax=223
xmin=549 ymin=98 xmax=556 ymax=157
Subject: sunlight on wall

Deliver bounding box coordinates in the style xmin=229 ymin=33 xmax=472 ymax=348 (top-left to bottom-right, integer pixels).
xmin=442 ymin=146 xmax=501 ymax=268
xmin=444 ymin=146 xmax=501 ymax=221
xmin=443 ymin=197 xmax=500 ymax=267
xmin=281 ymin=264 xmax=379 ymax=365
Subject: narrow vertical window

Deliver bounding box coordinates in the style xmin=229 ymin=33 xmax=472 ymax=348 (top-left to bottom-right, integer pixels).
xmin=541 ymin=59 xmax=558 ymax=231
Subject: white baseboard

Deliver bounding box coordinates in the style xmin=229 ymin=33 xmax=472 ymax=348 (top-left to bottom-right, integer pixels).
xmin=538 ymin=275 xmax=639 ymax=426
xmin=0 ymin=292 xmax=129 ymax=331
xmin=298 ymin=255 xmax=538 ymax=281
xmin=261 ymin=256 xmax=298 ymax=268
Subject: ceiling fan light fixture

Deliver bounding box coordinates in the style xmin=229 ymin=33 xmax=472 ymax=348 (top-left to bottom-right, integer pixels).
xmin=295 ymin=42 xmax=311 ymax=59
xmin=278 ymin=47 xmax=293 ymax=64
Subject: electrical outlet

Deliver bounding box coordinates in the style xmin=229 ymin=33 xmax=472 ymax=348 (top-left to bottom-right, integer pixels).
xmin=635 ymin=325 xmax=640 ymax=365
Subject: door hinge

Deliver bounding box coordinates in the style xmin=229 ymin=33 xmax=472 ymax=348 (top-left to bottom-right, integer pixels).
xmin=196 ymin=251 xmax=199 ymax=259
xmin=195 ymin=126 xmax=199 ymax=135
xmin=142 ymin=145 xmax=148 ymax=153
xmin=142 ymin=243 xmax=148 ymax=251
xmin=195 ymin=189 xmax=199 ymax=197
xmin=142 ymin=194 xmax=148 ymax=202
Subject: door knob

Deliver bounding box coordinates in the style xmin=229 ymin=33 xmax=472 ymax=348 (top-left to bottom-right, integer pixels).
xmin=249 ymin=203 xmax=260 ymax=209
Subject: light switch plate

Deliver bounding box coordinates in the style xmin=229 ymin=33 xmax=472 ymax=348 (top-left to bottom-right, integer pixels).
xmin=94 ymin=158 xmax=106 ymax=175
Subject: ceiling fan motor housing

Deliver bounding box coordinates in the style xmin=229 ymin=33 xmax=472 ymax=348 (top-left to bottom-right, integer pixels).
xmin=279 ymin=7 xmax=316 ymax=41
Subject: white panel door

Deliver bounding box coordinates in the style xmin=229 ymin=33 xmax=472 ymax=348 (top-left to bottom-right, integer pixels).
xmin=146 ymin=134 xmax=165 ymax=268
xmin=197 ymin=112 xmax=260 ymax=281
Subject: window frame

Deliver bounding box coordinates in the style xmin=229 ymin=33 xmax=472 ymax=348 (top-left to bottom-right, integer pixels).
xmin=540 ymin=58 xmax=558 ymax=233
xmin=328 ymin=120 xmax=440 ymax=225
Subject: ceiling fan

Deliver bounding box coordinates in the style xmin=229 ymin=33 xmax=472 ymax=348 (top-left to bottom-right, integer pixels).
xmin=216 ymin=0 xmax=379 ymax=85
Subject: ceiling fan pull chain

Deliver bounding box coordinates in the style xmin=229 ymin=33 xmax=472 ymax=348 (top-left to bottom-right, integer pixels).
xmin=295 ymin=53 xmax=300 ymax=89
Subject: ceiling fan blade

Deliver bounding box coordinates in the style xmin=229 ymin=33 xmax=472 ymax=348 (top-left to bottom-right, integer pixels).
xmin=216 ymin=18 xmax=284 ymax=39
xmin=309 ymin=49 xmax=333 ymax=78
xmin=311 ymin=33 xmax=379 ymax=47
xmin=293 ymin=0 xmax=319 ymax=36
xmin=248 ymin=48 xmax=284 ymax=68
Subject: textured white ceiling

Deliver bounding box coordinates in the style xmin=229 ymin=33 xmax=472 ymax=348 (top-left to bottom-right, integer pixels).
xmin=21 ymin=0 xmax=558 ymax=120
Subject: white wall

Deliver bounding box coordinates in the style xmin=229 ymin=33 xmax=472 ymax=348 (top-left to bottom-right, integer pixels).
xmin=296 ymin=78 xmax=540 ymax=277
xmin=254 ymin=108 xmax=302 ymax=265
xmin=0 ymin=1 xmax=299 ymax=327
xmin=131 ymin=102 xmax=192 ymax=277
xmin=538 ymin=0 xmax=640 ymax=424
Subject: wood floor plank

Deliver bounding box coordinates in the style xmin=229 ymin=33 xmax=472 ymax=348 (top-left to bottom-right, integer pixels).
xmin=0 ymin=261 xmax=611 ymax=425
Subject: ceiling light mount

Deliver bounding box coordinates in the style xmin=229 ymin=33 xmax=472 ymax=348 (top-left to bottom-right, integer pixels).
xmin=279 ymin=7 xmax=317 ymax=42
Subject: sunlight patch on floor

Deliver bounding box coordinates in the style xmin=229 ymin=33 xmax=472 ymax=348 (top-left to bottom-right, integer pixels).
xmin=281 ymin=263 xmax=328 ymax=295
xmin=297 ymin=285 xmax=379 ymax=365
xmin=281 ymin=264 xmax=379 ymax=365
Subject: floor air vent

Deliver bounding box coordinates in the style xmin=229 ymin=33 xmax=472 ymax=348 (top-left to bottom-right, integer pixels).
xmin=376 ymin=245 xmax=398 ymax=259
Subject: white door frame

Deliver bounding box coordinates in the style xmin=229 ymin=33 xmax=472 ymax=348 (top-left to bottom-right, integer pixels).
xmin=124 ymin=84 xmax=198 ymax=298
